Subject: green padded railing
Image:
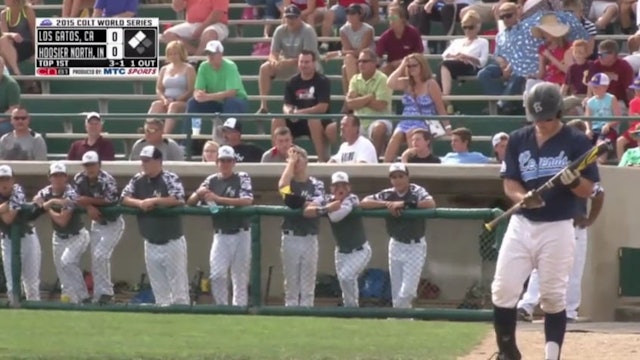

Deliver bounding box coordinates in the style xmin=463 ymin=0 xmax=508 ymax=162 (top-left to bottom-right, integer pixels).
xmin=8 ymin=205 xmax=506 ymax=321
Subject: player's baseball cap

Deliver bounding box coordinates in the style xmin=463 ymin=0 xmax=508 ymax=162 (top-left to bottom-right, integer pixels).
xmin=492 ymin=132 xmax=509 ymax=147
xmin=139 ymin=145 xmax=163 ymax=160
xmin=388 ymin=163 xmax=408 ymax=175
xmin=222 ymin=117 xmax=242 ymax=132
xmin=204 ymin=40 xmax=224 ymax=54
xmin=629 ymin=76 xmax=640 ymax=90
xmin=218 ymin=145 xmax=236 ymax=160
xmin=49 ymin=162 xmax=67 ymax=175
xmin=0 ymin=165 xmax=13 ymax=178
xmin=81 ymin=151 xmax=100 ymax=165
xmin=85 ymin=112 xmax=102 ymax=123
xmin=589 ymin=72 xmax=610 ymax=87
xmin=331 ymin=171 xmax=350 ymax=184
xmin=526 ymin=82 xmax=563 ymax=122
xmin=284 ymin=4 xmax=302 ymax=18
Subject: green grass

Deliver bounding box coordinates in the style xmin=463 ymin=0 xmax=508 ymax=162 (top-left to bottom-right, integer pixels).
xmin=0 ymin=310 xmax=489 ymax=360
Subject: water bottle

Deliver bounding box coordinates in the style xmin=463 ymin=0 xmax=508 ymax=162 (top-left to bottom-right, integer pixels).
xmin=207 ymin=201 xmax=220 ymax=214
xmin=191 ymin=117 xmax=202 ymax=136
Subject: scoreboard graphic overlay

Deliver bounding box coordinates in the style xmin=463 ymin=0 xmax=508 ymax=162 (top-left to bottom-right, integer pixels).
xmin=36 ymin=18 xmax=159 ymax=77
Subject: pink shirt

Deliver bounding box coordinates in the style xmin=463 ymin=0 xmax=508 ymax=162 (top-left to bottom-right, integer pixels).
xmin=186 ymin=0 xmax=229 ymax=24
xmin=376 ymin=25 xmax=423 ymax=63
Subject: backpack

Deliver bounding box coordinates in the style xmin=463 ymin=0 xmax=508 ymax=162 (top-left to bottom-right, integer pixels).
xmin=359 ymin=268 xmax=392 ymax=304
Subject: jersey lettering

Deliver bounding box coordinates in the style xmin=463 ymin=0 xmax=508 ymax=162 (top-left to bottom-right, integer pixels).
xmin=519 ymin=150 xmax=569 ymax=182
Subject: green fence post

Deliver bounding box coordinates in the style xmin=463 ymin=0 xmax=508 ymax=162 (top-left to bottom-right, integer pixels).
xmin=249 ymin=215 xmax=262 ymax=307
xmin=9 ymin=218 xmax=22 ymax=307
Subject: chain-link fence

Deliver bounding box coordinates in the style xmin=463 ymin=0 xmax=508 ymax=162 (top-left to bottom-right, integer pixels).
xmin=2 ymin=205 xmax=505 ymax=319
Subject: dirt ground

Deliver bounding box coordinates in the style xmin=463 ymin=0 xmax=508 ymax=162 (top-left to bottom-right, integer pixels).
xmin=459 ymin=322 xmax=640 ymax=360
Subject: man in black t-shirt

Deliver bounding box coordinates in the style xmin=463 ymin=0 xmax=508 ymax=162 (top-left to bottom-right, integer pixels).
xmin=401 ymin=129 xmax=441 ymax=164
xmin=222 ymin=117 xmax=264 ymax=162
xmin=271 ymin=50 xmax=337 ymax=162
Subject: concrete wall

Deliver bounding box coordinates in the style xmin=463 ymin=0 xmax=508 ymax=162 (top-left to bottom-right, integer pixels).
xmin=7 ymin=162 xmax=637 ymax=320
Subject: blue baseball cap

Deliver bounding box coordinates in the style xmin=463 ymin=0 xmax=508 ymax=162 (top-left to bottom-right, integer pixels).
xmin=589 ymin=73 xmax=610 ymax=87
xmin=629 ymin=76 xmax=640 ymax=90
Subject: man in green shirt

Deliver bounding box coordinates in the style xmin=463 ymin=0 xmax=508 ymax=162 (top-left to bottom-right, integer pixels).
xmin=0 ymin=57 xmax=20 ymax=137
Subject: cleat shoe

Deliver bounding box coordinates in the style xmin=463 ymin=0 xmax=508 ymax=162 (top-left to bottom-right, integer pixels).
xmin=517 ymin=307 xmax=533 ymax=322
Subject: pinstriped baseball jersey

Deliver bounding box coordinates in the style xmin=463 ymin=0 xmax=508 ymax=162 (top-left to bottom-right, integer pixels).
xmin=36 ymin=184 xmax=84 ymax=236
xmin=366 ymin=183 xmax=432 ymax=241
xmin=73 ymin=170 xmax=120 ymax=223
xmin=198 ymin=171 xmax=253 ymax=231
xmin=327 ymin=194 xmax=366 ymax=252
xmin=282 ymin=177 xmax=325 ymax=235
xmin=0 ymin=184 xmax=31 ymax=237
xmin=121 ymin=170 xmax=185 ymax=244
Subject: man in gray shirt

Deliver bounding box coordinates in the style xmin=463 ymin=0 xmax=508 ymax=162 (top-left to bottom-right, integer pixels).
xmin=256 ymin=5 xmax=320 ymax=114
xmin=187 ymin=145 xmax=254 ymax=306
xmin=360 ymin=163 xmax=436 ymax=309
xmin=0 ymin=107 xmax=47 ymax=161
xmin=129 ymin=119 xmax=184 ymax=161
xmin=262 ymin=126 xmax=293 ymax=163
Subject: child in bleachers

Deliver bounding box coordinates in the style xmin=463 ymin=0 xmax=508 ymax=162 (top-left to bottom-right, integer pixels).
xmin=562 ymin=40 xmax=592 ymax=115
xmin=584 ymin=73 xmax=621 ymax=154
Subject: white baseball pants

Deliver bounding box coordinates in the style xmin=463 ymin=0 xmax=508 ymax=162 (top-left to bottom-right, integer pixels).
xmin=90 ymin=217 xmax=125 ymax=299
xmin=492 ymin=215 xmax=575 ymax=314
xmin=144 ymin=236 xmax=190 ymax=306
xmin=53 ymin=229 xmax=90 ymax=303
xmin=209 ymin=229 xmax=251 ymax=306
xmin=517 ymin=227 xmax=588 ymax=319
xmin=335 ymin=242 xmax=371 ymax=307
xmin=1 ymin=231 xmax=41 ymax=300
xmin=389 ymin=237 xmax=427 ymax=309
xmin=281 ymin=233 xmax=318 ymax=307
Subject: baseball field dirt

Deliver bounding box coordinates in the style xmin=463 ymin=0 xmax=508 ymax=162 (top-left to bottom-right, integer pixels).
xmin=459 ymin=322 xmax=640 ymax=360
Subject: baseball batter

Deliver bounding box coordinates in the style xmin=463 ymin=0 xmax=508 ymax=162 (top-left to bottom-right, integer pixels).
xmin=278 ymin=146 xmax=325 ymax=307
xmin=34 ymin=162 xmax=90 ymax=304
xmin=360 ymin=163 xmax=436 ymax=309
xmin=73 ymin=151 xmax=124 ymax=304
xmin=187 ymin=146 xmax=254 ymax=306
xmin=305 ymin=171 xmax=371 ymax=307
xmin=121 ymin=145 xmax=190 ymax=306
xmin=0 ymin=165 xmax=41 ymax=302
xmin=492 ymin=82 xmax=600 ymax=360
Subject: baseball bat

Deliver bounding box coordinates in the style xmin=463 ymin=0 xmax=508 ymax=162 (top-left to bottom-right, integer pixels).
xmin=484 ymin=140 xmax=611 ymax=231
xmin=263 ymin=265 xmax=273 ymax=306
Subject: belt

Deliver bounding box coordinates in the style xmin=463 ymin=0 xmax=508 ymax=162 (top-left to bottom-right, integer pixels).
xmin=283 ymin=230 xmax=316 ymax=237
xmin=214 ymin=227 xmax=249 ymax=235
xmin=395 ymin=238 xmax=422 ymax=245
xmin=338 ymin=245 xmax=364 ymax=254
xmin=56 ymin=232 xmax=80 ymax=239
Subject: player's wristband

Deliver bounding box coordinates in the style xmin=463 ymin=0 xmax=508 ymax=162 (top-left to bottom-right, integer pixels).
xmin=317 ymin=206 xmax=329 ymax=215
xmin=404 ymin=199 xmax=418 ymax=209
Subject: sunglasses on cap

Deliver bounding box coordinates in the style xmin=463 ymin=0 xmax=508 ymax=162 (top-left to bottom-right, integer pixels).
xmin=498 ymin=13 xmax=514 ymax=20
xmin=598 ymin=51 xmax=611 ymax=57
xmin=12 ymin=116 xmax=27 ymax=121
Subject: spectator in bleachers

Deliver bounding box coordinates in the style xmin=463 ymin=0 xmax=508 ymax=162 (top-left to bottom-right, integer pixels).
xmin=257 ymin=5 xmax=320 ymax=114
xmin=409 ymin=0 xmax=473 ymax=50
xmin=0 ymin=106 xmax=46 ymax=161
xmin=345 ymin=49 xmax=393 ymax=157
xmin=584 ymin=73 xmax=621 ymax=146
xmin=619 ymin=0 xmax=636 ymax=33
xmin=272 ymin=50 xmax=335 ymax=162
xmin=0 ymin=0 xmax=35 ymax=76
xmin=129 ymin=119 xmax=184 ymax=161
xmin=440 ymin=127 xmax=490 ymax=164
xmin=245 ymin=0 xmax=280 ymax=26
xmin=459 ymin=0 xmax=501 ymax=28
xmin=564 ymin=0 xmax=596 ymax=57
xmin=221 ymin=117 xmax=264 ymax=162
xmin=586 ymin=40 xmax=633 ymax=113
xmin=0 ymin=57 xmax=20 ymax=137
xmin=202 ymin=140 xmax=219 ymax=162
xmin=492 ymin=131 xmax=508 ymax=163
xmin=323 ymin=4 xmax=375 ymax=94
xmin=283 ymin=0 xmax=327 ymax=31
xmin=439 ymin=10 xmax=489 ymax=115
xmin=385 ymin=53 xmax=449 ymax=163
xmin=92 ymin=0 xmax=138 ymax=17
xmin=587 ymin=0 xmax=617 ymax=30
xmin=328 ymin=114 xmax=378 ymax=163
xmin=562 ymin=40 xmax=592 ymax=115
xmin=531 ymin=14 xmax=573 ymax=86
xmin=186 ymin=40 xmax=248 ymax=126
xmin=400 ymin=129 xmax=441 ymax=163
xmin=162 ymin=0 xmax=229 ymax=55
xmin=148 ymin=41 xmax=195 ymax=134
xmin=615 ymin=77 xmax=640 ymax=159
xmin=262 ymin=126 xmax=293 ymax=162
xmin=477 ymin=3 xmax=528 ymax=115
xmin=618 ymin=123 xmax=640 ymax=166
xmin=376 ymin=4 xmax=423 ymax=75
xmin=62 ymin=0 xmax=93 ymax=17
xmin=321 ymin=0 xmax=378 ymax=52
xmin=66 ymin=112 xmax=116 ymax=162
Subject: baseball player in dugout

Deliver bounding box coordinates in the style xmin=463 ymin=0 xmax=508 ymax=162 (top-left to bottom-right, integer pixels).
xmin=517 ymin=119 xmax=605 ymax=323
xmin=360 ymin=163 xmax=436 ymax=309
xmin=121 ymin=145 xmax=190 ymax=306
xmin=73 ymin=151 xmax=125 ymax=305
xmin=33 ymin=162 xmax=91 ymax=304
xmin=492 ymin=83 xmax=600 ymax=360
xmin=278 ymin=146 xmax=326 ymax=307
xmin=187 ymin=145 xmax=254 ymax=306
xmin=0 ymin=165 xmax=41 ymax=302
xmin=305 ymin=171 xmax=372 ymax=307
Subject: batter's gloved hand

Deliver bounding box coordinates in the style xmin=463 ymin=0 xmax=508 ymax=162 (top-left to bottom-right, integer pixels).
xmin=521 ymin=191 xmax=545 ymax=209
xmin=559 ymin=168 xmax=581 ymax=188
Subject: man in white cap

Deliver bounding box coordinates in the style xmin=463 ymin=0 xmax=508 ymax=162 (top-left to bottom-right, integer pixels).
xmin=121 ymin=145 xmax=190 ymax=306
xmin=73 ymin=151 xmax=124 ymax=304
xmin=0 ymin=164 xmax=41 ymax=304
xmin=0 ymin=106 xmax=47 ymax=161
xmin=360 ymin=163 xmax=436 ymax=309
xmin=34 ymin=161 xmax=91 ymax=304
xmin=492 ymin=131 xmax=509 ymax=163
xmin=67 ymin=112 xmax=115 ymax=161
xmin=221 ymin=117 xmax=263 ymax=162
xmin=187 ymin=145 xmax=254 ymax=306
xmin=305 ymin=171 xmax=371 ymax=307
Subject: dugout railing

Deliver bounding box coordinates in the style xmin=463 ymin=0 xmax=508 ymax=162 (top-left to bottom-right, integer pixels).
xmin=5 ymin=205 xmax=507 ymax=322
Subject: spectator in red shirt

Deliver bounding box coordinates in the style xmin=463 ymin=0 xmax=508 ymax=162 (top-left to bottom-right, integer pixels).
xmin=616 ymin=76 xmax=640 ymax=160
xmin=586 ymin=40 xmax=634 ymax=112
xmin=376 ymin=5 xmax=423 ymax=75
xmin=66 ymin=112 xmax=116 ymax=161
xmin=562 ymin=40 xmax=592 ymax=115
